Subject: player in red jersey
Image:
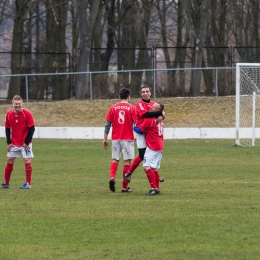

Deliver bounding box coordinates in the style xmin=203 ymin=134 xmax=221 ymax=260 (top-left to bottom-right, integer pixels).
xmin=0 ymin=95 xmax=35 ymax=189
xmin=139 ymin=102 xmax=164 ymax=196
xmin=103 ymin=88 xmax=136 ymax=193
xmin=124 ymin=85 xmax=165 ymax=183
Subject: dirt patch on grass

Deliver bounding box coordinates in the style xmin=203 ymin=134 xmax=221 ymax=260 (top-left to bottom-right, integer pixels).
xmin=0 ymin=96 xmax=236 ymax=127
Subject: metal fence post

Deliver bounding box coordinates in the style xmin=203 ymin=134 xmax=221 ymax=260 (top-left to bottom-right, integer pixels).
xmin=25 ymin=75 xmax=29 ymax=102
xmin=215 ymin=68 xmax=218 ymax=96
xmin=90 ymin=72 xmax=92 ymax=101
xmin=153 ymin=68 xmax=156 ymax=99
xmin=152 ymin=46 xmax=156 ymax=99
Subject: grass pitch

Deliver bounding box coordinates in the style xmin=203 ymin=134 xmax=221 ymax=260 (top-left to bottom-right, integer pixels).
xmin=0 ymin=138 xmax=260 ymax=260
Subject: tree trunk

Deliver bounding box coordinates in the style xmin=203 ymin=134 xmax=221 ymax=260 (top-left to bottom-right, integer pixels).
xmin=131 ymin=0 xmax=155 ymax=93
xmin=157 ymin=0 xmax=173 ymax=95
xmin=75 ymin=0 xmax=102 ymax=99
xmin=208 ymin=0 xmax=228 ymax=95
xmin=8 ymin=0 xmax=27 ymax=99
xmin=69 ymin=2 xmax=79 ymax=97
xmin=90 ymin=2 xmax=104 ymax=98
xmin=45 ymin=0 xmax=68 ymax=100
xmin=252 ymin=1 xmax=260 ymax=60
xmin=119 ymin=3 xmax=138 ymax=90
xmin=183 ymin=0 xmax=209 ymax=96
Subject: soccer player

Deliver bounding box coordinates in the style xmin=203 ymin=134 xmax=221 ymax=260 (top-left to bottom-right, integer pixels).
xmin=124 ymin=85 xmax=165 ymax=183
xmin=103 ymin=88 xmax=136 ymax=193
xmin=139 ymin=102 xmax=164 ymax=196
xmin=0 ymin=95 xmax=35 ymax=189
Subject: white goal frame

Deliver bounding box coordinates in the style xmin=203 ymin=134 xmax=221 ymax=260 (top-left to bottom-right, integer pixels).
xmin=236 ymin=63 xmax=260 ymax=146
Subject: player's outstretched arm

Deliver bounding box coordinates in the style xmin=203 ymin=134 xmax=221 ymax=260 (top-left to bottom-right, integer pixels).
xmin=143 ymin=111 xmax=163 ymax=118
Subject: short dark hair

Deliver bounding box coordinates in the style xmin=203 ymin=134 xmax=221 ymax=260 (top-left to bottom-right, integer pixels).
xmin=140 ymin=85 xmax=152 ymax=93
xmin=158 ymin=102 xmax=164 ymax=111
xmin=119 ymin=88 xmax=131 ymax=100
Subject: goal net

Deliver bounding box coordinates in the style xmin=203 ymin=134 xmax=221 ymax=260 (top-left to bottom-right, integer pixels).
xmin=236 ymin=63 xmax=260 ymax=146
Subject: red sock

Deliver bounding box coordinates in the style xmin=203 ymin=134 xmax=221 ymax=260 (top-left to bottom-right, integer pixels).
xmin=110 ymin=162 xmax=118 ymax=179
xmin=25 ymin=163 xmax=32 ymax=185
xmin=145 ymin=168 xmax=157 ymax=189
xmin=128 ymin=156 xmax=142 ymax=174
xmin=122 ymin=165 xmax=130 ymax=189
xmin=4 ymin=163 xmax=13 ymax=185
xmin=154 ymin=170 xmax=160 ymax=189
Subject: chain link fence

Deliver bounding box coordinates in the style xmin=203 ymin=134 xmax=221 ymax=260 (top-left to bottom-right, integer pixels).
xmin=2 ymin=46 xmax=260 ymax=100
xmin=0 ymin=67 xmax=235 ymax=101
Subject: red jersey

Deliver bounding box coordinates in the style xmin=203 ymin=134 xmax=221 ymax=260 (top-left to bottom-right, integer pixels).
xmin=135 ymin=99 xmax=155 ymax=128
xmin=5 ymin=108 xmax=35 ymax=146
xmin=106 ymin=102 xmax=136 ymax=140
xmin=139 ymin=118 xmax=164 ymax=151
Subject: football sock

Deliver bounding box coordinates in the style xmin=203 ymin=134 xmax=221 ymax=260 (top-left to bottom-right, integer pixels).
xmin=154 ymin=170 xmax=160 ymax=189
xmin=145 ymin=168 xmax=157 ymax=189
xmin=128 ymin=156 xmax=142 ymax=174
xmin=25 ymin=162 xmax=32 ymax=185
xmin=110 ymin=162 xmax=118 ymax=179
xmin=122 ymin=165 xmax=130 ymax=189
xmin=4 ymin=163 xmax=13 ymax=185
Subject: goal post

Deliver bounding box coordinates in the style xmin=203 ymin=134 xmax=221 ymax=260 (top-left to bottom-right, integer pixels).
xmin=236 ymin=63 xmax=260 ymax=146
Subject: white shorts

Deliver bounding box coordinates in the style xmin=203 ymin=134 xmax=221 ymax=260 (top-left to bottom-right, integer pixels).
xmin=136 ymin=132 xmax=146 ymax=149
xmin=7 ymin=144 xmax=34 ymax=159
xmin=143 ymin=146 xmax=163 ymax=170
xmin=112 ymin=140 xmax=134 ymax=161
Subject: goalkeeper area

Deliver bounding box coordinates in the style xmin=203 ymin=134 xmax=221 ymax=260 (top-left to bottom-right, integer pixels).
xmin=236 ymin=63 xmax=260 ymax=146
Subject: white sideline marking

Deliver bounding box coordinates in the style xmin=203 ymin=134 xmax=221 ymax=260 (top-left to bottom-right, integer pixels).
xmin=0 ymin=127 xmax=244 ymax=139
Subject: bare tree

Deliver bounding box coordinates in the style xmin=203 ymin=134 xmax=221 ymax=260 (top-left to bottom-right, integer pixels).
xmin=230 ymin=0 xmax=260 ymax=58
xmin=129 ymin=0 xmax=157 ymax=93
xmin=8 ymin=0 xmax=31 ymax=99
xmin=95 ymin=0 xmax=136 ymax=98
xmin=45 ymin=0 xmax=68 ymax=99
xmin=0 ymin=0 xmax=15 ymax=44
xmin=3 ymin=0 xmax=260 ymax=100
xmin=156 ymin=0 xmax=187 ymax=96
xmin=183 ymin=0 xmax=209 ymax=96
xmin=0 ymin=0 xmax=8 ymax=26
xmin=74 ymin=0 xmax=102 ymax=99
xmin=204 ymin=0 xmax=229 ymax=95
xmin=0 ymin=0 xmax=13 ymax=98
xmin=68 ymin=1 xmax=79 ymax=94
